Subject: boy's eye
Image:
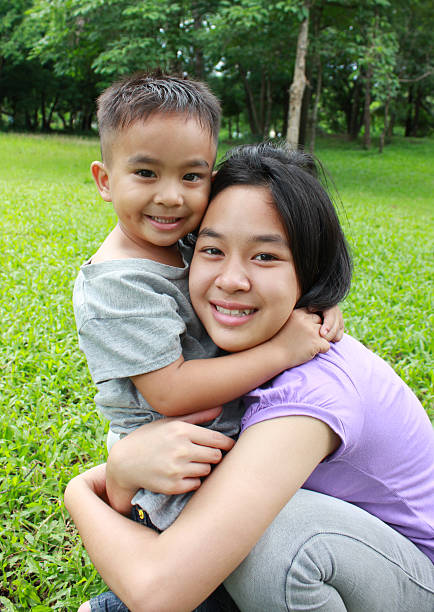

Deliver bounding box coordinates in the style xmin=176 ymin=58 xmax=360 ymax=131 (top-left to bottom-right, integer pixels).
xmin=136 ymin=169 xmax=156 ymax=178
xmin=183 ymin=173 xmax=201 ymax=182
xmin=253 ymin=253 xmax=278 ymax=262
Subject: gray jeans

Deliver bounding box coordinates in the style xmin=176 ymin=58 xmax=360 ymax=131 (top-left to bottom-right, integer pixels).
xmin=225 ymin=489 xmax=434 ymax=611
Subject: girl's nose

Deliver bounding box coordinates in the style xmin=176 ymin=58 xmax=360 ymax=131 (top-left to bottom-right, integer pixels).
xmin=215 ymin=260 xmax=251 ymax=293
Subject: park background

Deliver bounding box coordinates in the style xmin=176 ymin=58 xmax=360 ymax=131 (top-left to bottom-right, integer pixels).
xmin=0 ymin=0 xmax=433 ymax=610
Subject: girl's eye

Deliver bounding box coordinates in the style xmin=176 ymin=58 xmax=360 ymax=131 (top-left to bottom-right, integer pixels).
xmin=254 ymin=253 xmax=278 ymax=262
xmin=202 ymin=247 xmax=223 ymax=256
xmin=183 ymin=173 xmax=200 ymax=182
xmin=136 ymin=169 xmax=156 ymax=178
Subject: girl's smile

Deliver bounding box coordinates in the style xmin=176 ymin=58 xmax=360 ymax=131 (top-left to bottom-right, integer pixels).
xmin=190 ymin=185 xmax=301 ymax=352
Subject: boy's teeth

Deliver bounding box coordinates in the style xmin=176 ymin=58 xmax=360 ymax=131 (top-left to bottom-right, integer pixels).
xmin=152 ymin=216 xmax=179 ymax=223
xmin=215 ymin=305 xmax=255 ymax=316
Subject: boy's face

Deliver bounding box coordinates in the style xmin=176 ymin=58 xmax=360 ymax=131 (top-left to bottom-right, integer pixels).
xmin=92 ymin=113 xmax=216 ymax=249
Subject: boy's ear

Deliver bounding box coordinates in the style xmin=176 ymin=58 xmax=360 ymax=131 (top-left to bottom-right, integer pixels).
xmin=91 ymin=161 xmax=112 ymax=202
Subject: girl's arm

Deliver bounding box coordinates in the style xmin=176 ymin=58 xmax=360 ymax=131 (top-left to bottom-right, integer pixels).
xmin=65 ymin=416 xmax=339 ymax=612
xmin=131 ymin=308 xmax=331 ymax=416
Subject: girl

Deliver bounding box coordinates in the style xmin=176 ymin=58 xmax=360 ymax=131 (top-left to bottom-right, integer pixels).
xmin=66 ymin=143 xmax=434 ymax=611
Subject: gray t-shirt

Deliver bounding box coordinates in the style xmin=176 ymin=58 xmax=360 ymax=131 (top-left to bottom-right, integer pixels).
xmin=73 ymin=242 xmax=243 ymax=529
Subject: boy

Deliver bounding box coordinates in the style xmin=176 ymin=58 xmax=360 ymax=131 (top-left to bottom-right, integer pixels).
xmin=73 ymin=71 xmax=336 ymax=532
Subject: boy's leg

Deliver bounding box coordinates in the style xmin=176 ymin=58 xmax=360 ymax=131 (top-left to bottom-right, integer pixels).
xmin=88 ymin=592 xmax=128 ymax=612
xmin=224 ymin=489 xmax=434 ymax=612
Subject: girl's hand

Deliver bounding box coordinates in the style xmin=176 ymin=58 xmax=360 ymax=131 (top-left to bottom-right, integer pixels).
xmin=106 ymin=407 xmax=235 ymax=514
xmin=318 ymin=304 xmax=344 ymax=342
xmin=65 ymin=463 xmax=108 ymax=508
xmin=270 ymin=308 xmax=330 ymax=368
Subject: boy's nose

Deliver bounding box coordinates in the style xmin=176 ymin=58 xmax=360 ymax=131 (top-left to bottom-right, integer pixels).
xmin=215 ymin=260 xmax=251 ymax=293
xmin=153 ymin=182 xmax=183 ymax=207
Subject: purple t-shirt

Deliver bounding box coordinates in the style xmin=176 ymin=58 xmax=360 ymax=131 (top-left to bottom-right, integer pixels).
xmin=241 ymin=334 xmax=434 ymax=563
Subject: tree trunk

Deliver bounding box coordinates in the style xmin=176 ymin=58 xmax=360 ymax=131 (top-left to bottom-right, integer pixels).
xmin=47 ymin=95 xmax=59 ymax=130
xmin=58 ymin=112 xmax=68 ymax=131
xmin=379 ymin=97 xmax=390 ymax=153
xmin=405 ymin=85 xmax=413 ymax=137
xmin=286 ymin=3 xmax=310 ymax=147
xmin=191 ymin=1 xmax=205 ymax=80
xmin=387 ymin=110 xmax=395 ymax=139
xmin=263 ymin=74 xmax=272 ymax=138
xmin=239 ymin=64 xmax=261 ymax=136
xmin=259 ymin=70 xmax=265 ymax=136
xmin=349 ymin=79 xmax=361 ymax=139
xmin=282 ymin=87 xmax=289 ymax=137
xmin=309 ymin=56 xmax=322 ymax=153
xmin=299 ymin=84 xmax=311 ymax=147
xmin=412 ymin=85 xmax=422 ymax=136
xmin=41 ymin=92 xmax=48 ymax=131
xmin=363 ymin=65 xmax=373 ymax=150
xmin=227 ymin=116 xmax=232 ymax=140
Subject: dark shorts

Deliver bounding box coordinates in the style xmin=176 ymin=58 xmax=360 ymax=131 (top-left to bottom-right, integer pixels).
xmin=89 ymin=506 xmax=239 ymax=612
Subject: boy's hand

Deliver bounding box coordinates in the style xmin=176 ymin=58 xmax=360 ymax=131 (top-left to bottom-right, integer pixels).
xmin=270 ymin=308 xmax=330 ymax=368
xmin=318 ymin=304 xmax=344 ymax=342
xmin=106 ymin=407 xmax=235 ymax=512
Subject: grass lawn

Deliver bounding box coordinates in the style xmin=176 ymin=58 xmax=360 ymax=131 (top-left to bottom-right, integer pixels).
xmin=0 ymin=132 xmax=433 ymax=610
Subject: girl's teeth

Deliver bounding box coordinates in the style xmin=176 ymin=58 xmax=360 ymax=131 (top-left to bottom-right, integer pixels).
xmin=152 ymin=216 xmax=179 ymax=223
xmin=215 ymin=305 xmax=255 ymax=317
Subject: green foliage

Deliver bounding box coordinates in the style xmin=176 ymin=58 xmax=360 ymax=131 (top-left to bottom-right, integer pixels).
xmin=1 ymin=1 xmax=432 ymax=139
xmin=0 ymin=133 xmax=433 ymax=609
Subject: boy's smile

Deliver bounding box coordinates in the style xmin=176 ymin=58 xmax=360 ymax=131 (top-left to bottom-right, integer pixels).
xmin=91 ymin=113 xmax=216 ymax=259
xmin=190 ymin=185 xmax=301 ymax=352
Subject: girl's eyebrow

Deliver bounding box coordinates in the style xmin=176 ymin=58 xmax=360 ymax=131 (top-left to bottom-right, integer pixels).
xmin=197 ymin=227 xmax=288 ymax=246
xmin=197 ymin=228 xmax=221 ymax=239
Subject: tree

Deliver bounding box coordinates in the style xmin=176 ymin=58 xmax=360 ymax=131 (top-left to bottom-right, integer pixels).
xmin=286 ymin=0 xmax=310 ymax=147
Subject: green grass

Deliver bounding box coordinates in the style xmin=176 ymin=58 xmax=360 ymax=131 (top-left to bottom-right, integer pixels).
xmin=0 ymin=132 xmax=433 ymax=610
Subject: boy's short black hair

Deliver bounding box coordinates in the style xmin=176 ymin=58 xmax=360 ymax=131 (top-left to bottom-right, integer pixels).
xmin=211 ymin=142 xmax=352 ymax=311
xmin=96 ymin=71 xmax=221 ymax=161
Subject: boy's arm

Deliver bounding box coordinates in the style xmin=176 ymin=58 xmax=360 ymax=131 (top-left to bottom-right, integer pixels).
xmin=320 ymin=304 xmax=344 ymax=342
xmin=106 ymin=407 xmax=235 ymax=514
xmin=132 ymin=309 xmax=329 ymax=416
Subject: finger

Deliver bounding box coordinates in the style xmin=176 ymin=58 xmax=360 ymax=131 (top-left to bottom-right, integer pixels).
xmin=189 ymin=444 xmax=225 ymax=464
xmin=319 ymin=322 xmax=334 ymax=340
xmin=174 ymin=478 xmax=203 ymax=494
xmin=332 ymin=324 xmax=344 ymax=342
xmin=189 ymin=428 xmax=235 ymax=452
xmin=309 ymin=313 xmax=322 ymax=325
xmin=320 ymin=320 xmax=343 ymax=342
xmin=317 ymin=338 xmax=330 ymax=354
xmin=184 ymin=461 xmax=213 ymax=478
xmin=177 ymin=406 xmax=223 ymax=425
xmin=169 ymin=419 xmax=235 ymax=452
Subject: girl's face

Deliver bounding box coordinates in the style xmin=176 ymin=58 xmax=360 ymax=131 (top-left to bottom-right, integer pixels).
xmin=190 ymin=185 xmax=301 ymax=352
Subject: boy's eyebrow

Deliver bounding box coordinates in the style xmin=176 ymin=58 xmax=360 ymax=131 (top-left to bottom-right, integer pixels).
xmin=198 ymin=227 xmax=288 ymax=246
xmin=127 ymin=154 xmax=210 ymax=168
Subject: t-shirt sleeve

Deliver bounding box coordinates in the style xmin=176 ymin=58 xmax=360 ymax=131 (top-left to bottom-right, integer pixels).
xmin=74 ymin=268 xmax=186 ymax=384
xmin=240 ymin=356 xmax=364 ymax=460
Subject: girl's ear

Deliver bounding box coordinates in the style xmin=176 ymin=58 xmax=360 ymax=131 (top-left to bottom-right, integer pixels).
xmin=211 ymin=170 xmax=217 ymax=181
xmin=91 ymin=161 xmax=112 ymax=202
